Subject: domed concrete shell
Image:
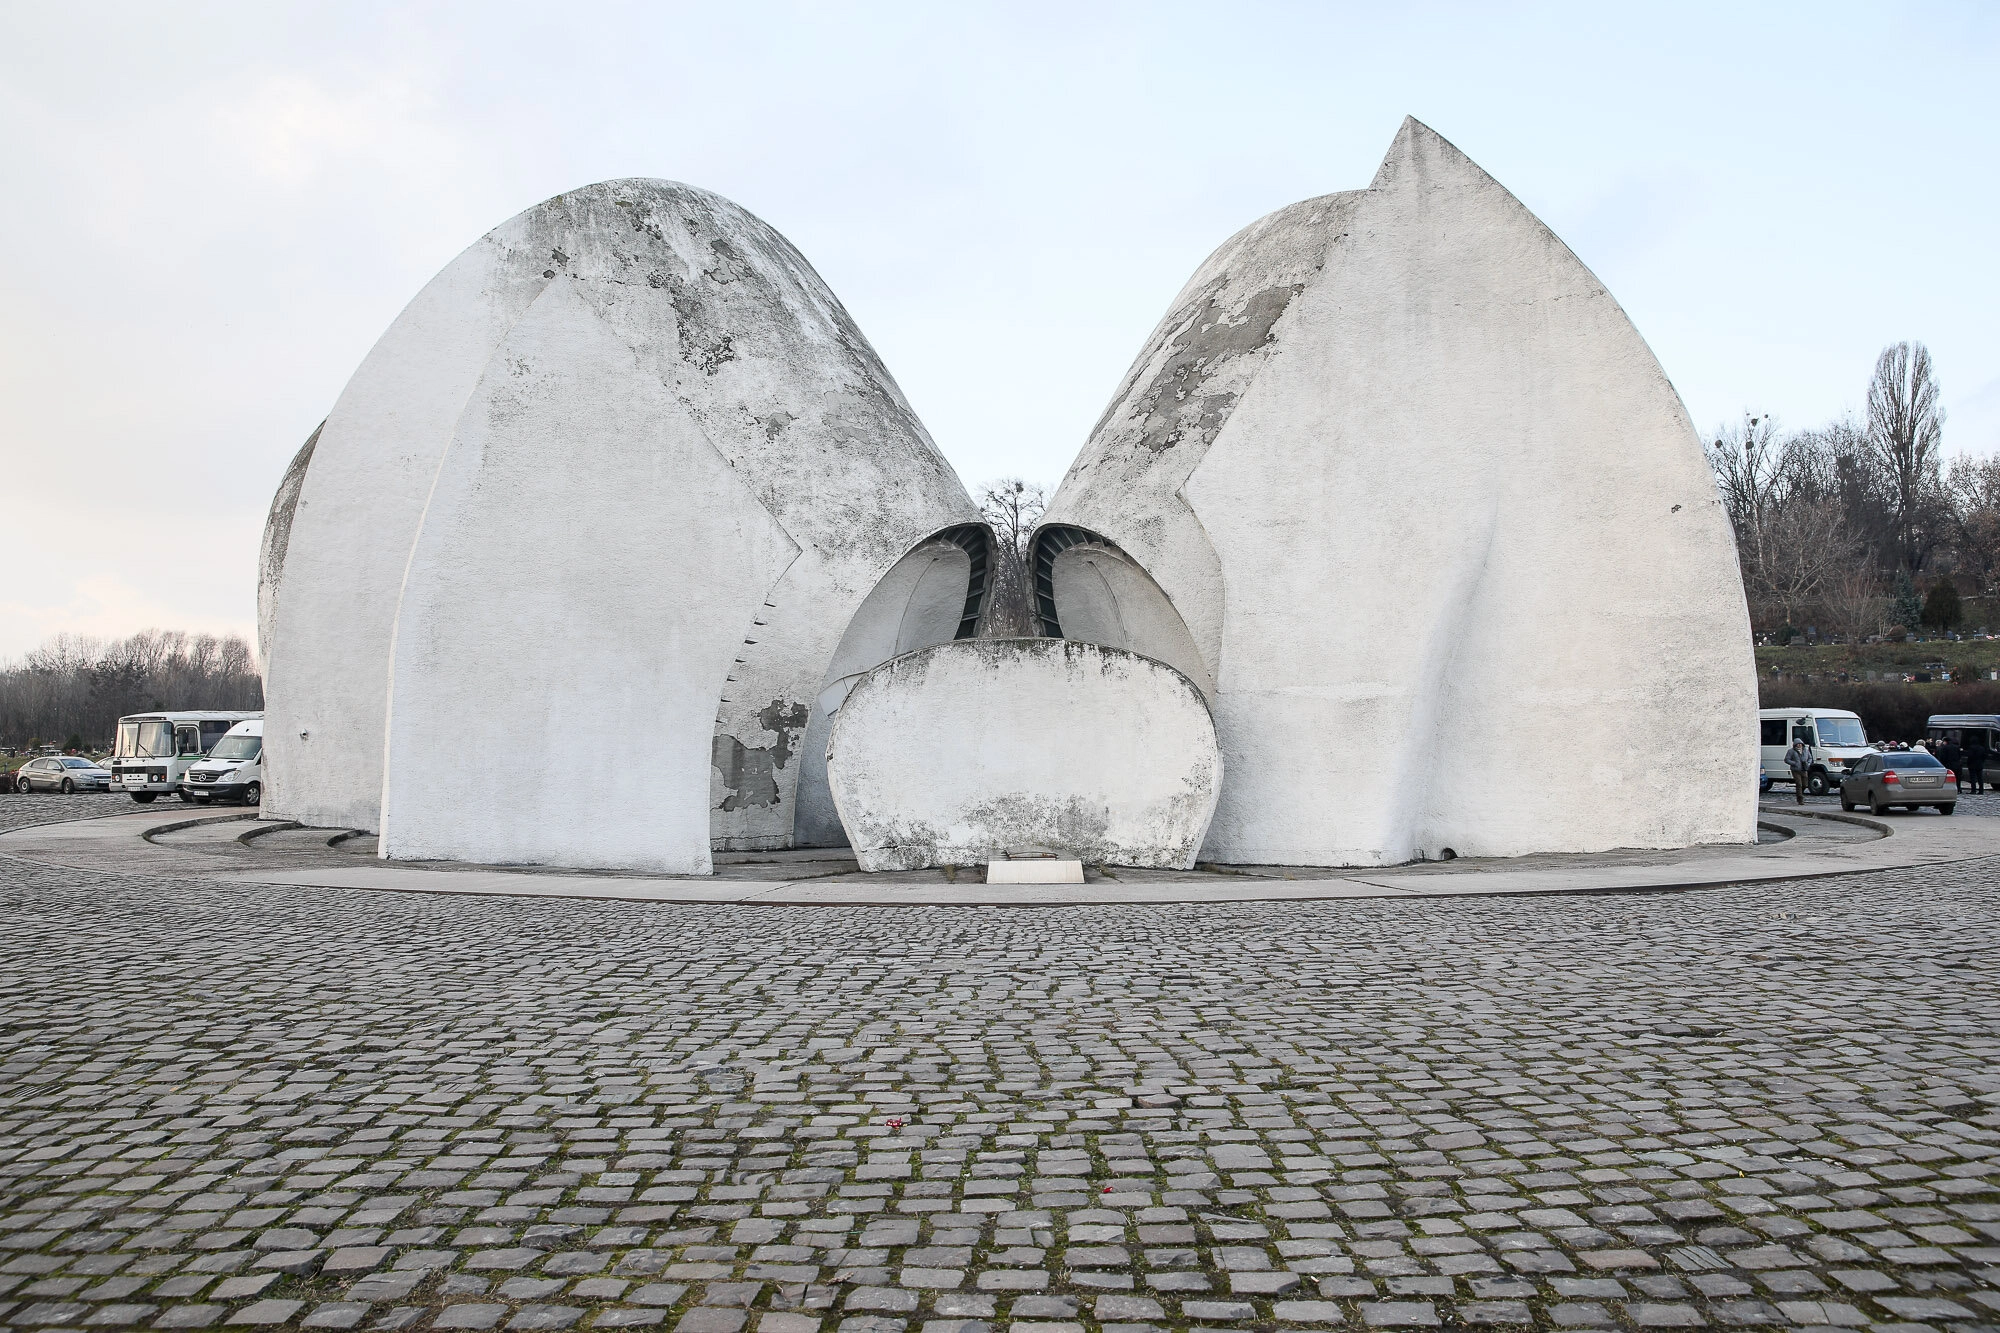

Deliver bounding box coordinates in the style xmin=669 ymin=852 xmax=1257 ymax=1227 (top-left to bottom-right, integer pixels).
xmin=1037 ymin=118 xmax=1757 ymax=866
xmin=261 ymin=180 xmax=980 ymax=870
xmin=827 ymin=639 xmax=1221 ymax=872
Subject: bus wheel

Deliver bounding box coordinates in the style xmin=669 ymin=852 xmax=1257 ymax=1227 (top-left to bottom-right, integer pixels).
xmin=1807 ymin=771 xmax=1831 ymax=795
xmin=243 ymin=782 xmax=261 ymax=807
xmin=176 ymin=789 xmax=194 ymax=803
xmin=132 ymin=792 xmax=156 ymax=804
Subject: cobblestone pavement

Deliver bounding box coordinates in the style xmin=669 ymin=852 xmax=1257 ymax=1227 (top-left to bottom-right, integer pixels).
xmin=2 ymin=796 xmax=1998 ymax=1333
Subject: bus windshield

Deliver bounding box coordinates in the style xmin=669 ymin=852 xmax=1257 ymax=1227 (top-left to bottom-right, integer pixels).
xmin=210 ymin=735 xmax=261 ymax=761
xmin=117 ymin=720 xmax=175 ymax=758
xmin=1815 ymin=717 xmax=1866 ymax=747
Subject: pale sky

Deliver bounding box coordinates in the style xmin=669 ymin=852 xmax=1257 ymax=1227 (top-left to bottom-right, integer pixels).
xmin=4 ymin=1 xmax=1996 ymax=662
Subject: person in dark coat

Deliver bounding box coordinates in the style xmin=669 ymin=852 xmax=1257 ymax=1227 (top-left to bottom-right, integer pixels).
xmin=1967 ymin=736 xmax=1992 ymax=795
xmin=1937 ymin=736 xmax=1965 ymax=792
xmin=1784 ymin=738 xmax=1812 ymax=805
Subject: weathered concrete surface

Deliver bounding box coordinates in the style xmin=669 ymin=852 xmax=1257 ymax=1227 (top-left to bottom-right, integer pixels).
xmin=1039 ymin=118 xmax=1757 ymax=867
xmin=827 ymin=639 xmax=1220 ymax=872
xmin=261 ymin=179 xmax=979 ymax=867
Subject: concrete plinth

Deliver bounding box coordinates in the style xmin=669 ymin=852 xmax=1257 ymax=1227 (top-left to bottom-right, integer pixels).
xmin=826 ymin=639 xmax=1221 ymax=872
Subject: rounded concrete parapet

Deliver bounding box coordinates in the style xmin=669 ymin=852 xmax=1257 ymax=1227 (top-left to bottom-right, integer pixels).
xmin=826 ymin=639 xmax=1220 ymax=872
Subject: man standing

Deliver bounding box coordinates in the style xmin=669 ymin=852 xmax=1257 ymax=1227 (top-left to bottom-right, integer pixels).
xmin=1967 ymin=734 xmax=1991 ymax=796
xmin=1785 ymin=736 xmax=1812 ymax=805
xmin=1937 ymin=735 xmax=1965 ymax=793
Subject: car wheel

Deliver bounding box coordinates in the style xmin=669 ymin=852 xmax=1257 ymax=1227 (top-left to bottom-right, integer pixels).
xmin=1841 ymin=796 xmax=1855 ymax=812
xmin=1938 ymin=804 xmax=1956 ymax=814
xmin=244 ymin=782 xmax=261 ymax=807
xmin=1870 ymin=793 xmax=1886 ymax=816
xmin=176 ymin=788 xmax=194 ymax=803
xmin=59 ymin=778 xmax=74 ymax=794
xmin=132 ymin=792 xmax=156 ymax=803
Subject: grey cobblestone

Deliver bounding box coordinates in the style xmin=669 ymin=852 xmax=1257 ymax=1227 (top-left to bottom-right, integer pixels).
xmin=0 ymin=796 xmax=1997 ymax=1332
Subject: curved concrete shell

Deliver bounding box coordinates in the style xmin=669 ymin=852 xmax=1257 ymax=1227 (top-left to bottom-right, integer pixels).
xmin=262 ymin=180 xmax=979 ymax=869
xmin=1038 ymin=118 xmax=1757 ymax=866
xmin=827 ymin=640 xmax=1221 ymax=872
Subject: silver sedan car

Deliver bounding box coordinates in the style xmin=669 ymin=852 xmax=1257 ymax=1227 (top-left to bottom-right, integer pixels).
xmin=14 ymin=755 xmax=113 ymax=793
xmin=1839 ymin=752 xmax=1956 ymax=815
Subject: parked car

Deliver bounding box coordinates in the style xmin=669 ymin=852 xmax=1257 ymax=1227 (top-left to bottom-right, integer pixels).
xmin=1839 ymin=752 xmax=1956 ymax=815
xmin=178 ymin=719 xmax=264 ymax=806
xmin=14 ymin=755 xmax=114 ymax=793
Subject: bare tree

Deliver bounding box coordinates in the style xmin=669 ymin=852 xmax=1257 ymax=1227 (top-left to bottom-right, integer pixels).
xmin=974 ymin=479 xmax=1050 ymax=638
xmin=1824 ymin=563 xmax=1888 ymax=644
xmin=1751 ymin=498 xmax=1861 ymax=630
xmin=1704 ymin=413 xmax=1787 ymax=552
xmin=1947 ymin=453 xmax=2000 ymax=597
xmin=977 ymin=478 xmax=1049 ymax=560
xmin=0 ymin=630 xmax=262 ymax=748
xmin=1867 ymin=340 xmax=1947 ymax=575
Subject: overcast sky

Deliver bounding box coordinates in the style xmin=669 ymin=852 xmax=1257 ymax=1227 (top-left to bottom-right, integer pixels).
xmin=3 ymin=1 xmax=1996 ymax=662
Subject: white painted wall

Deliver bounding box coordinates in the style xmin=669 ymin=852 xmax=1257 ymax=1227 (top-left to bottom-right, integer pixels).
xmin=381 ymin=280 xmax=797 ymax=871
xmin=261 ymin=219 xmax=552 ymax=833
xmin=828 ymin=639 xmax=1220 ymax=871
xmin=1041 ymin=118 xmax=1757 ymax=866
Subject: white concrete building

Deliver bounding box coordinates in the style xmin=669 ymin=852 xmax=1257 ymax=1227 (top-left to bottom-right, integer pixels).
xmin=260 ymin=180 xmax=983 ymax=872
xmin=1035 ymin=118 xmax=1757 ymax=865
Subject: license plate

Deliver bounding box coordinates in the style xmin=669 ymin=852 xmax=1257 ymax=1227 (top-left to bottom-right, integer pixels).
xmin=123 ymin=774 xmax=148 ymax=785
xmin=1908 ymin=777 xmax=1937 ymax=785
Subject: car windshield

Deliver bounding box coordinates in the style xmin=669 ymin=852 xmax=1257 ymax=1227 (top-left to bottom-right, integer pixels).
xmin=1887 ymin=755 xmax=1944 ymax=769
xmin=60 ymin=758 xmax=94 ymax=768
xmin=117 ymin=720 xmax=175 ymax=757
xmin=1815 ymin=717 xmax=1866 ymax=746
xmin=210 ymin=736 xmax=262 ymax=761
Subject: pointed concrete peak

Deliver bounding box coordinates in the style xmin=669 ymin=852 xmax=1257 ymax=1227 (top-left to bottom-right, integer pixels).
xmin=1369 ymin=116 xmax=1496 ymax=194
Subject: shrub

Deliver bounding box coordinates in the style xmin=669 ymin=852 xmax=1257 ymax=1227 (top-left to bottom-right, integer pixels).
xmin=1762 ymin=679 xmax=2000 ymax=742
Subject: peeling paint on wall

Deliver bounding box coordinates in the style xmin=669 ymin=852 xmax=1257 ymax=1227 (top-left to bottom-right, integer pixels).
xmin=1134 ymin=281 xmax=1304 ymax=454
xmin=711 ymin=698 xmax=808 ymax=812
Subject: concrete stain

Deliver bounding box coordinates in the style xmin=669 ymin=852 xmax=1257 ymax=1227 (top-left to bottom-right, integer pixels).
xmin=258 ymin=420 xmax=322 ymax=606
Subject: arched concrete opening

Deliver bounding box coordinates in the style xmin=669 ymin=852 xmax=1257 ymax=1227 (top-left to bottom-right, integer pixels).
xmin=1033 ymin=526 xmax=1214 ymax=699
xmin=790 ymin=525 xmax=991 ymax=847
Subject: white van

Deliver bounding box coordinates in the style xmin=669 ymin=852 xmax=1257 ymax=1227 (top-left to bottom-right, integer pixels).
xmin=111 ymin=710 xmax=262 ymax=803
xmin=1759 ymin=707 xmax=1875 ymax=796
xmin=179 ymin=718 xmax=265 ymax=806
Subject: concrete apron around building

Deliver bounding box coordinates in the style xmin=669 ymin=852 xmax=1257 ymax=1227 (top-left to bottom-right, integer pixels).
xmin=1 ymin=802 xmax=1992 ymax=907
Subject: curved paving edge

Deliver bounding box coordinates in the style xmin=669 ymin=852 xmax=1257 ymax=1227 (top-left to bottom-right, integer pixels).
xmin=0 ymin=802 xmax=1992 ymax=907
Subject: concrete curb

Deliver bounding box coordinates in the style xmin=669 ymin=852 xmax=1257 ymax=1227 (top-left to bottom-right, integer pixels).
xmin=2 ymin=803 xmax=1992 ymax=909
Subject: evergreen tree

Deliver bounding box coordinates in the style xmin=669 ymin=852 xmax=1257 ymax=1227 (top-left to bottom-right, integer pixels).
xmin=1892 ymin=571 xmax=1923 ymax=631
xmin=1922 ymin=580 xmax=1963 ymax=631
